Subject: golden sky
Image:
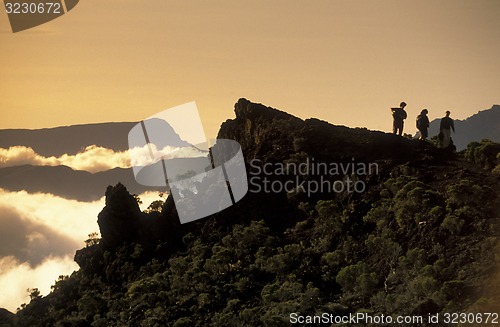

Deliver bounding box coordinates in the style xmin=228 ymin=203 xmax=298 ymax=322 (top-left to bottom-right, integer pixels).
xmin=1 ymin=0 xmax=499 ymax=139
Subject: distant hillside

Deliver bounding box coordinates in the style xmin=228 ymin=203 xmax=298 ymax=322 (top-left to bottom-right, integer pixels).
xmin=427 ymin=105 xmax=500 ymax=151
xmin=0 ymin=165 xmax=163 ymax=201
xmin=0 ymin=122 xmax=136 ymax=157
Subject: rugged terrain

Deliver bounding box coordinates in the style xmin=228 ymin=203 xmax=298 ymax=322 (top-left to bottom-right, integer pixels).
xmin=6 ymin=99 xmax=500 ymax=326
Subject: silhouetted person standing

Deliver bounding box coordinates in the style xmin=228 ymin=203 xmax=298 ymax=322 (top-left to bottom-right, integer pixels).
xmin=439 ymin=111 xmax=455 ymax=148
xmin=416 ymin=109 xmax=430 ymax=140
xmin=391 ymin=102 xmax=407 ymax=136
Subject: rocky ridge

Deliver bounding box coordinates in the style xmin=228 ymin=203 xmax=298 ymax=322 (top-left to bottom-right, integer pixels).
xmin=9 ymin=99 xmax=499 ymax=326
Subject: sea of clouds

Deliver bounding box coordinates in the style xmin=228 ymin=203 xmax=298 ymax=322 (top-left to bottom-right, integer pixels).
xmin=0 ymin=143 xmax=205 ymax=311
xmin=0 ymin=188 xmax=163 ymax=312
xmin=0 ymin=145 xmax=206 ymax=173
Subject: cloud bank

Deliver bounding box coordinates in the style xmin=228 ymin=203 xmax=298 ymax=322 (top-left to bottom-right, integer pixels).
xmin=0 ymin=145 xmax=207 ymax=173
xmin=0 ymin=206 xmax=79 ymax=266
xmin=0 ymin=188 xmax=163 ymax=312
xmin=0 ymin=255 xmax=78 ymax=313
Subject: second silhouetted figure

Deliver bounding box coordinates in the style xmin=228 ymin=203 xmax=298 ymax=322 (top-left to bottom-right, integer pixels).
xmin=416 ymin=109 xmax=430 ymax=140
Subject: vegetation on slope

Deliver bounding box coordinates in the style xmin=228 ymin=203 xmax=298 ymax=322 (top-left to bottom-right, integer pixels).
xmin=11 ymin=101 xmax=500 ymax=327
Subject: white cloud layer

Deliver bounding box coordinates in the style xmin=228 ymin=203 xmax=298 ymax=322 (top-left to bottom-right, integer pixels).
xmin=0 ymin=145 xmax=207 ymax=173
xmin=0 ymin=145 xmax=129 ymax=173
xmin=0 ymin=255 xmax=78 ymax=312
xmin=0 ymin=188 xmax=164 ymax=312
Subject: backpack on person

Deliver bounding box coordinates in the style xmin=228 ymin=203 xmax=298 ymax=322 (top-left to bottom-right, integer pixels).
xmin=392 ymin=108 xmax=407 ymax=121
xmin=416 ymin=114 xmax=429 ymax=129
xmin=416 ymin=115 xmax=424 ymax=129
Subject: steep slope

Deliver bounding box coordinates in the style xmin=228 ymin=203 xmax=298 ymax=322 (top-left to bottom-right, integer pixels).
xmin=12 ymin=99 xmax=499 ymax=327
xmin=0 ymin=308 xmax=14 ymax=327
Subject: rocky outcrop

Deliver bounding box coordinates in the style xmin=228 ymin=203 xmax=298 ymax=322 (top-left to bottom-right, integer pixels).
xmin=218 ymin=98 xmax=432 ymax=164
xmin=97 ymin=183 xmax=142 ymax=249
xmin=76 ymin=183 xmax=183 ymax=274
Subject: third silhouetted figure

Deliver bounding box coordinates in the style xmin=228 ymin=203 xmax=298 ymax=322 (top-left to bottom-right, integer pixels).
xmin=391 ymin=101 xmax=407 ymax=136
xmin=439 ymin=110 xmax=455 ymax=148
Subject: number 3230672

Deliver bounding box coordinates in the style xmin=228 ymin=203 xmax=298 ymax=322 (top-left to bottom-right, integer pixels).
xmin=443 ymin=312 xmax=498 ymax=324
xmin=5 ymin=2 xmax=62 ymax=14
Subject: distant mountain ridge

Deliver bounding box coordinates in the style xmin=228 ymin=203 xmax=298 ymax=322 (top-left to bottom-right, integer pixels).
xmin=0 ymin=165 xmax=163 ymax=201
xmin=427 ymin=105 xmax=500 ymax=150
xmin=0 ymin=122 xmax=136 ymax=157
xmin=0 ymin=120 xmax=207 ymax=200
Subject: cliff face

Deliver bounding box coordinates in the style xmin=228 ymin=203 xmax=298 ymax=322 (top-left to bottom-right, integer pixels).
xmin=14 ymin=99 xmax=500 ymax=327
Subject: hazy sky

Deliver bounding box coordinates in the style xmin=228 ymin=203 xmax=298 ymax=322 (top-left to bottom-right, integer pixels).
xmin=1 ymin=0 xmax=499 ymax=139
